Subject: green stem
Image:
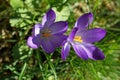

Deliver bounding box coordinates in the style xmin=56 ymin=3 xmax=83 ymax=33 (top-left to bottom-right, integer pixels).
xmin=18 ymin=49 xmax=32 ymax=80
xmin=18 ymin=62 xmax=27 ymax=80
xmin=36 ymin=50 xmax=46 ymax=80
xmin=89 ymin=63 xmax=99 ymax=80
xmin=44 ymin=53 xmax=58 ymax=80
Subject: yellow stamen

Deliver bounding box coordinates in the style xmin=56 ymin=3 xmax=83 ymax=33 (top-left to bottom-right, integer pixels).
xmin=74 ymin=36 xmax=83 ymax=43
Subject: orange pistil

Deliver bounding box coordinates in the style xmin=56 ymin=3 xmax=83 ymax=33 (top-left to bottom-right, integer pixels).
xmin=43 ymin=33 xmax=51 ymax=37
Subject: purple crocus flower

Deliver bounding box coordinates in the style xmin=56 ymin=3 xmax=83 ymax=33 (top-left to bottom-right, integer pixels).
xmin=27 ymin=9 xmax=68 ymax=53
xmin=61 ymin=12 xmax=106 ymax=60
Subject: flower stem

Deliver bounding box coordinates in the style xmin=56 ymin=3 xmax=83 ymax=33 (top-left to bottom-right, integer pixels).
xmin=36 ymin=50 xmax=46 ymax=80
xmin=44 ymin=53 xmax=58 ymax=80
xmin=18 ymin=62 xmax=27 ymax=80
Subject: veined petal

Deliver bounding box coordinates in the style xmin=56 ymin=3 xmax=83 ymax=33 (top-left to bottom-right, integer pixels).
xmin=50 ymin=21 xmax=68 ymax=35
xmin=72 ymin=42 xmax=88 ymax=60
xmin=61 ymin=41 xmax=71 ymax=60
xmin=50 ymin=34 xmax=68 ymax=47
xmin=41 ymin=39 xmax=55 ymax=53
xmin=74 ymin=12 xmax=93 ymax=30
xmin=27 ymin=35 xmax=41 ymax=49
xmin=76 ymin=28 xmax=106 ymax=43
xmin=32 ymin=23 xmax=42 ymax=36
xmin=42 ymin=9 xmax=56 ymax=27
xmin=82 ymin=43 xmax=105 ymax=60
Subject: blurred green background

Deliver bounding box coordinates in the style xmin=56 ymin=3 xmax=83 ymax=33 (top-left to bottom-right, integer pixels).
xmin=0 ymin=0 xmax=120 ymax=80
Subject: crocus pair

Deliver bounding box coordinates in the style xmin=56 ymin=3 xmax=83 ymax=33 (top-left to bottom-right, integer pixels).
xmin=27 ymin=9 xmax=106 ymax=60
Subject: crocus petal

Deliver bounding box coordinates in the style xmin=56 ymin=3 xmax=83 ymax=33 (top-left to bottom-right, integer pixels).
xmin=41 ymin=39 xmax=55 ymax=53
xmin=74 ymin=12 xmax=93 ymax=30
xmin=61 ymin=41 xmax=71 ymax=60
xmin=50 ymin=21 xmax=68 ymax=35
xmin=32 ymin=23 xmax=42 ymax=36
xmin=42 ymin=9 xmax=56 ymax=27
xmin=68 ymin=28 xmax=78 ymax=42
xmin=27 ymin=35 xmax=41 ymax=49
xmin=81 ymin=43 xmax=105 ymax=60
xmin=91 ymin=47 xmax=105 ymax=60
xmin=76 ymin=28 xmax=106 ymax=43
xmin=72 ymin=42 xmax=88 ymax=60
xmin=50 ymin=34 xmax=68 ymax=47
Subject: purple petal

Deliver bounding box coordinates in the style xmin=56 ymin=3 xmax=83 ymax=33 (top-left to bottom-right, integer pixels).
xmin=32 ymin=23 xmax=42 ymax=36
xmin=49 ymin=21 xmax=68 ymax=35
xmin=72 ymin=42 xmax=88 ymax=60
xmin=41 ymin=39 xmax=55 ymax=53
xmin=50 ymin=34 xmax=68 ymax=47
xmin=61 ymin=41 xmax=71 ymax=60
xmin=91 ymin=47 xmax=105 ymax=60
xmin=74 ymin=12 xmax=93 ymax=30
xmin=42 ymin=9 xmax=56 ymax=27
xmin=68 ymin=28 xmax=78 ymax=42
xmin=27 ymin=35 xmax=41 ymax=49
xmin=82 ymin=43 xmax=105 ymax=60
xmin=76 ymin=28 xmax=106 ymax=43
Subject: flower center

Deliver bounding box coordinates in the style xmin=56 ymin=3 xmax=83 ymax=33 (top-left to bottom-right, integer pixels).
xmin=42 ymin=28 xmax=52 ymax=37
xmin=74 ymin=36 xmax=83 ymax=43
xmin=43 ymin=32 xmax=51 ymax=37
